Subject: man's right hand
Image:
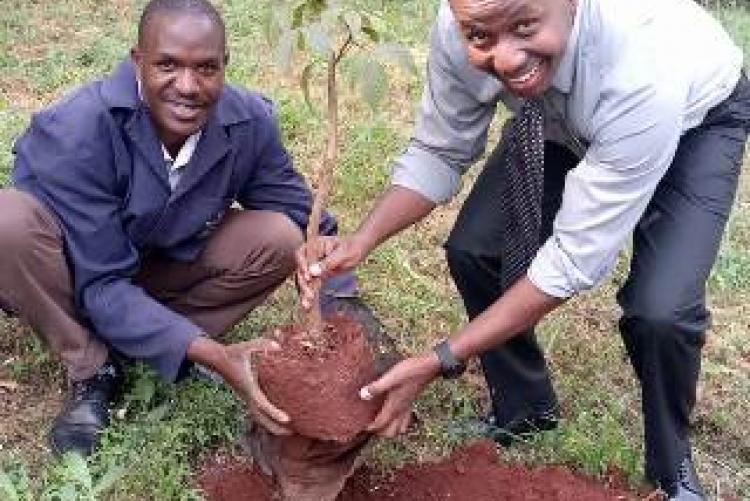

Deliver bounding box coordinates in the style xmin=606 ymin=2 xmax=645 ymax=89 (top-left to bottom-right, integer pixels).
xmin=295 ymin=234 xmax=370 ymax=309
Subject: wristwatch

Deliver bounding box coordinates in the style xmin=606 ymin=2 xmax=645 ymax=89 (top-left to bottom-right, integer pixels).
xmin=433 ymin=339 xmax=467 ymax=379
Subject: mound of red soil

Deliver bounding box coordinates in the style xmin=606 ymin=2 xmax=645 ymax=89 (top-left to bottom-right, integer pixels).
xmin=196 ymin=441 xmax=638 ymax=501
xmin=256 ymin=315 xmax=382 ymax=442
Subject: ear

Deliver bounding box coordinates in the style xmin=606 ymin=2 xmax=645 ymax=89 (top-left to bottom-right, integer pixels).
xmin=130 ymin=46 xmax=144 ymax=79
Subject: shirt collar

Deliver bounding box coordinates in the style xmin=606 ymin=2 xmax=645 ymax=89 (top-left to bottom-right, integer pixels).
xmin=162 ymin=131 xmax=202 ymax=169
xmin=137 ymin=78 xmax=203 ymax=168
xmin=551 ymin=2 xmax=582 ymax=94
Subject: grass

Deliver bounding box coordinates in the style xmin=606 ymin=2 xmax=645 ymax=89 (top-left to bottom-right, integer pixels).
xmin=1 ymin=1 xmax=749 ymax=499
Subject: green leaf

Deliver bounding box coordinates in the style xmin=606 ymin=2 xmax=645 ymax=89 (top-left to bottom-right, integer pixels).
xmin=92 ymin=464 xmax=127 ymax=496
xmin=375 ymin=42 xmax=417 ymax=75
xmin=145 ymin=402 xmax=172 ymax=422
xmin=300 ymin=62 xmax=317 ymax=111
xmin=342 ymin=11 xmax=362 ymax=40
xmin=304 ymin=23 xmax=332 ymax=55
xmin=276 ymin=30 xmax=296 ymax=73
xmin=359 ymin=58 xmax=388 ymax=110
xmin=360 ymin=14 xmax=380 ymax=42
xmin=0 ymin=470 xmax=19 ymax=501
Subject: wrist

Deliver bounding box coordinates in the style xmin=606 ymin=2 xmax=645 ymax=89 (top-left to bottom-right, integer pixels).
xmin=351 ymin=231 xmax=376 ymax=261
xmin=186 ymin=336 xmax=228 ymax=373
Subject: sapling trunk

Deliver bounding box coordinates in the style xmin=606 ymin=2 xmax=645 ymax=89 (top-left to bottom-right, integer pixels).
xmin=303 ymin=49 xmax=340 ymax=337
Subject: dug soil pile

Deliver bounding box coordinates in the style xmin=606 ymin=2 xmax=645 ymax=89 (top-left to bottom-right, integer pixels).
xmin=255 ymin=314 xmax=382 ymax=442
xmin=196 ymin=440 xmax=639 ymax=500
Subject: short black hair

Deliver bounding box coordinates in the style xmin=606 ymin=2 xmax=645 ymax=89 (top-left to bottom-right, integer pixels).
xmin=138 ymin=0 xmax=226 ymax=48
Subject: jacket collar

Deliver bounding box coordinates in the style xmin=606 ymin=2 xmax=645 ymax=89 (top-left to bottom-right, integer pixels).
xmin=102 ymin=59 xmax=241 ymax=197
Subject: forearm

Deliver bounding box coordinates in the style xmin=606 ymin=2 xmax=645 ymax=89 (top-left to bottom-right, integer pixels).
xmin=449 ymin=277 xmax=566 ymax=361
xmin=354 ymin=185 xmax=436 ymax=254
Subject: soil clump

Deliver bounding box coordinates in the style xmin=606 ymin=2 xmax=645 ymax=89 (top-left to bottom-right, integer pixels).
xmin=256 ymin=314 xmax=382 ymax=442
xmin=196 ymin=440 xmax=639 ymax=500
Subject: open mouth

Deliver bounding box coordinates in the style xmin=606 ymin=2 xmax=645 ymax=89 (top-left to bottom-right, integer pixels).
xmin=168 ymin=101 xmax=204 ymax=121
xmin=507 ymin=61 xmax=543 ymax=87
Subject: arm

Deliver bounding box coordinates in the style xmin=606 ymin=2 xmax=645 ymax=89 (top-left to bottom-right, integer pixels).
xmin=363 ymin=67 xmax=691 ymax=437
xmin=13 ymin=100 xmax=202 ymax=382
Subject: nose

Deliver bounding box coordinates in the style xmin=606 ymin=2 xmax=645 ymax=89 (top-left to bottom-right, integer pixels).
xmin=174 ymin=68 xmax=199 ymax=96
xmin=488 ymin=41 xmax=527 ymax=80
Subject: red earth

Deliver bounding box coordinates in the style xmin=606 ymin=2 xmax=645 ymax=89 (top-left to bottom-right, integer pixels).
xmin=256 ymin=315 xmax=382 ymax=442
xmin=195 ymin=440 xmax=640 ymax=501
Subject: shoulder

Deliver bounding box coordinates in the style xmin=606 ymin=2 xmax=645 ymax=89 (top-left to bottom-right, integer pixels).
xmin=27 ymin=80 xmax=114 ymax=151
xmin=216 ymin=84 xmax=278 ymax=127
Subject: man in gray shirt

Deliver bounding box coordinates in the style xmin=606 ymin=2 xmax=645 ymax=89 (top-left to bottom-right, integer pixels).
xmin=296 ymin=0 xmax=750 ymax=498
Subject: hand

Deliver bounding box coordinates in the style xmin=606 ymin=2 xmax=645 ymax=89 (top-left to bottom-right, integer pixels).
xmin=225 ymin=340 xmax=293 ymax=436
xmin=359 ymin=353 xmax=441 ymax=438
xmin=189 ymin=337 xmax=293 ymax=436
xmin=295 ymin=234 xmax=369 ymax=309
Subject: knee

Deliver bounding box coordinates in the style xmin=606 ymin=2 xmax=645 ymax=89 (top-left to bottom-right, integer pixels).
xmin=0 ymin=191 xmax=48 ymax=258
xmin=618 ymin=282 xmax=707 ymax=343
xmin=212 ymin=210 xmax=303 ymax=277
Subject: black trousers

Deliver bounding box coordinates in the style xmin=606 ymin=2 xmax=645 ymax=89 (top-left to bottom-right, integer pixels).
xmin=444 ymin=76 xmax=750 ymax=485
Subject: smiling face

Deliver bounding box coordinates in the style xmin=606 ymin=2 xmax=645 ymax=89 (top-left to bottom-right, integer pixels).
xmin=450 ymin=0 xmax=576 ymax=98
xmin=131 ymin=11 xmax=227 ymax=154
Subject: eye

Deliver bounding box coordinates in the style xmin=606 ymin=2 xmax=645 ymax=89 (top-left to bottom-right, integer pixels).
xmin=197 ymin=62 xmax=220 ymax=76
xmin=156 ymin=60 xmax=176 ymax=72
xmin=514 ymin=19 xmax=538 ymax=38
xmin=465 ymin=27 xmax=492 ymax=48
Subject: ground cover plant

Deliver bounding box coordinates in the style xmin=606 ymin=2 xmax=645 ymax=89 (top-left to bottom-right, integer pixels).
xmin=0 ymin=0 xmax=749 ymax=499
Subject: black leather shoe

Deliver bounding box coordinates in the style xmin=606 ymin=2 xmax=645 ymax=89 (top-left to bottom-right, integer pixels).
xmin=490 ymin=406 xmax=560 ymax=447
xmin=662 ymin=455 xmax=705 ymax=501
xmin=49 ymin=358 xmax=123 ymax=457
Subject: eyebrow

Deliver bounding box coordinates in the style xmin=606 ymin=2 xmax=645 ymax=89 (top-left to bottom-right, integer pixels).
xmin=459 ymin=1 xmax=540 ymax=27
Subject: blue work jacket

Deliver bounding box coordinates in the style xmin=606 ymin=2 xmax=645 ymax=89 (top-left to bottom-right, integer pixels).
xmin=12 ymin=60 xmax=338 ymax=381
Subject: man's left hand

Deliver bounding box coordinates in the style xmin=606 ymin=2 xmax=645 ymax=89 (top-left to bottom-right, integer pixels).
xmin=359 ymin=353 xmax=441 ymax=438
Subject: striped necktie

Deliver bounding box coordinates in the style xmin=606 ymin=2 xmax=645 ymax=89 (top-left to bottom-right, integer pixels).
xmin=499 ymin=98 xmax=546 ymax=291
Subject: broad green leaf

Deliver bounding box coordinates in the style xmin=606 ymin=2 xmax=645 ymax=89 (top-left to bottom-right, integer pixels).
xmin=375 ymin=42 xmax=418 ymax=75
xmin=64 ymin=453 xmax=92 ymax=493
xmin=360 ymin=14 xmax=380 ymax=42
xmin=300 ymin=62 xmax=317 ymax=111
xmin=0 ymin=470 xmax=19 ymax=501
xmin=359 ymin=58 xmax=388 ymax=110
xmin=276 ymin=30 xmax=296 ymax=73
xmin=342 ymin=11 xmax=362 ymax=40
xmin=304 ymin=23 xmax=332 ymax=55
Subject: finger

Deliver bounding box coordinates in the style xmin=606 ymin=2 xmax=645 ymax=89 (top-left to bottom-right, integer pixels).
xmin=360 ymin=362 xmax=409 ymax=401
xmin=398 ymin=412 xmax=412 ymax=435
xmin=243 ymin=356 xmax=290 ymax=424
xmin=381 ymin=415 xmax=403 ymax=438
xmin=366 ymin=395 xmax=399 ymax=433
xmin=249 ymin=408 xmax=293 ymax=436
xmin=294 ymin=246 xmax=311 ymax=282
xmin=239 ymin=339 xmax=280 ymax=353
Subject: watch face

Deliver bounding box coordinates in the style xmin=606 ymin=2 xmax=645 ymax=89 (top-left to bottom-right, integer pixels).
xmin=434 ymin=340 xmax=467 ymax=379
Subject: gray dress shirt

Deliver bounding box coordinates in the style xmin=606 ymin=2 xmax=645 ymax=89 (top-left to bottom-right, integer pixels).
xmin=392 ymin=0 xmax=743 ymax=298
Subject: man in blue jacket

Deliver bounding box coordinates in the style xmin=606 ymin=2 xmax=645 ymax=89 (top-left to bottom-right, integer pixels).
xmin=0 ymin=0 xmax=353 ymax=456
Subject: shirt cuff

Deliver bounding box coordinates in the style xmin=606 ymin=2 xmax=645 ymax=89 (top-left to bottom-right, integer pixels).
xmin=527 ymin=236 xmax=613 ymax=299
xmin=391 ymin=146 xmax=462 ymax=204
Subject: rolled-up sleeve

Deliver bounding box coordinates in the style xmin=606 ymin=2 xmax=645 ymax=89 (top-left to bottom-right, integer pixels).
xmin=391 ymin=2 xmax=504 ymax=204
xmin=528 ymin=77 xmax=689 ymax=298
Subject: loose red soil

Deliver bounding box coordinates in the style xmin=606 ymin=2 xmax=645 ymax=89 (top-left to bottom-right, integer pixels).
xmin=256 ymin=315 xmax=382 ymax=442
xmin=196 ymin=441 xmax=639 ymax=501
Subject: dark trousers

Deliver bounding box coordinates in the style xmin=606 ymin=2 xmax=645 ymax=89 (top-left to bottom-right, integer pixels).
xmin=445 ymin=77 xmax=750 ymax=485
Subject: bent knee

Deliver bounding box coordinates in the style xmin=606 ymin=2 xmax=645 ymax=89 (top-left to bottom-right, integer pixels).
xmin=0 ymin=189 xmax=59 ymax=256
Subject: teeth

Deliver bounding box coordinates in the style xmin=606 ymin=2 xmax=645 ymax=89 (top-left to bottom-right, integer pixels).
xmin=509 ymin=64 xmax=541 ymax=85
